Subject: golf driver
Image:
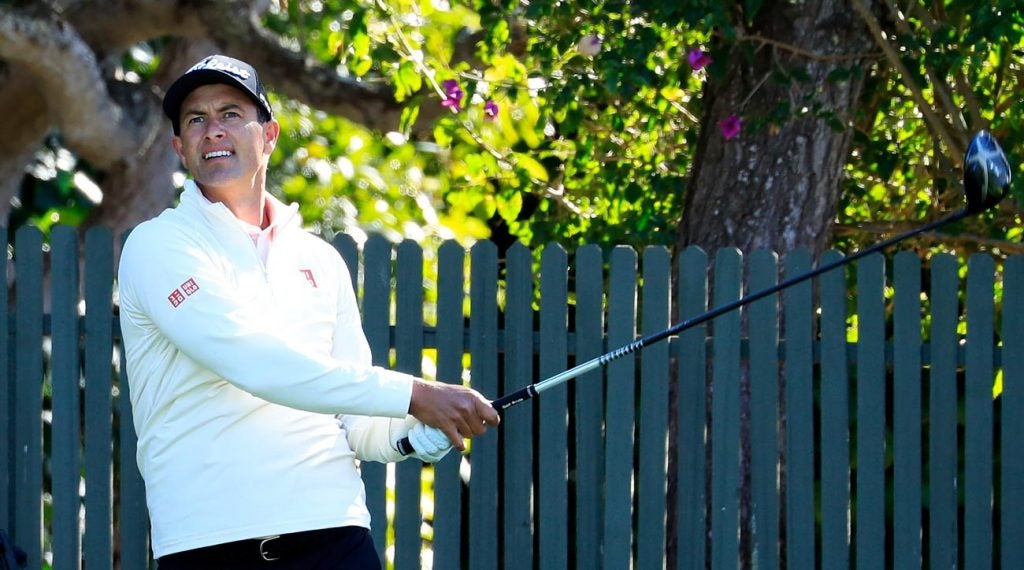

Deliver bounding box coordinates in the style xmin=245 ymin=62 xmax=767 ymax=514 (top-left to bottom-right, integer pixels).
xmin=398 ymin=129 xmax=1010 ymax=456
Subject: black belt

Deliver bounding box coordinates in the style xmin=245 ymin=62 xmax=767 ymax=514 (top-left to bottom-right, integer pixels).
xmin=160 ymin=526 xmax=355 ymax=565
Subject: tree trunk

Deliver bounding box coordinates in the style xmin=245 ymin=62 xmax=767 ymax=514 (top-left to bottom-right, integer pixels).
xmin=678 ymin=1 xmax=876 ymax=257
xmin=668 ymin=1 xmax=878 ymax=568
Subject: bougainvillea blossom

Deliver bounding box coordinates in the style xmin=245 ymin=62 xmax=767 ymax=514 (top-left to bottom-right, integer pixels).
xmin=441 ymin=79 xmax=464 ymax=112
xmin=687 ymin=49 xmax=712 ymax=70
xmin=719 ymin=115 xmax=742 ymax=140
xmin=484 ymin=99 xmax=499 ymax=119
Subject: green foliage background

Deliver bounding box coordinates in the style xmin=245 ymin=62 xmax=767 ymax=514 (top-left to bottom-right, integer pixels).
xmin=13 ymin=1 xmax=1024 ymax=259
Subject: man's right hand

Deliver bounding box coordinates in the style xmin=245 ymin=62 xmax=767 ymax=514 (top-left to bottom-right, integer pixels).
xmin=408 ymin=380 xmax=500 ymax=451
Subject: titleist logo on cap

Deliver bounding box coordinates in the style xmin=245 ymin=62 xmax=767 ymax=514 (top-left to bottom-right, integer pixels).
xmin=187 ymin=57 xmax=251 ymax=80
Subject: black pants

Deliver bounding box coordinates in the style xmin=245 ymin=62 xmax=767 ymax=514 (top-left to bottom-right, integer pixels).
xmin=157 ymin=526 xmax=381 ymax=569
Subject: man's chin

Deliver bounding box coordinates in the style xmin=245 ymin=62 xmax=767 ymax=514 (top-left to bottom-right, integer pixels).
xmin=193 ymin=172 xmax=247 ymax=192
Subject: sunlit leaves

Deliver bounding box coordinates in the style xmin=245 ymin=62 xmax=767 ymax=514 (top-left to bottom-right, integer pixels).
xmin=261 ymin=0 xmax=1022 ymax=255
xmin=513 ymin=152 xmax=548 ymax=182
xmin=836 ymin=1 xmax=1024 ymax=258
xmin=394 ymin=62 xmax=423 ymax=101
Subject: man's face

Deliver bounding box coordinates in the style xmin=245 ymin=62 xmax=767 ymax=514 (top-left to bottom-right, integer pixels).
xmin=171 ymin=83 xmax=278 ymax=193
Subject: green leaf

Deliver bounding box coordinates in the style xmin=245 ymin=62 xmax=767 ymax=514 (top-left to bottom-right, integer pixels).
xmin=351 ymin=32 xmax=370 ymax=60
xmin=514 ymin=152 xmax=549 ymax=182
xmin=394 ymin=61 xmax=422 ymax=101
xmin=433 ymin=123 xmax=453 ymax=148
xmin=399 ymin=104 xmax=420 ymax=137
xmin=496 ymin=191 xmax=523 ymax=222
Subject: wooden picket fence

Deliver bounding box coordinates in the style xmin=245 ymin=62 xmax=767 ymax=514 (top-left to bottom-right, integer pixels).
xmin=2 ymin=224 xmax=1022 ymax=569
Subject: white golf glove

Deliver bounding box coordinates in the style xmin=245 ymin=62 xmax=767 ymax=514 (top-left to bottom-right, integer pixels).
xmin=405 ymin=422 xmax=453 ymax=463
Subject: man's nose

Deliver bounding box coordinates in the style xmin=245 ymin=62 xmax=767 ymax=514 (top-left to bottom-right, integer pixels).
xmin=203 ymin=119 xmax=227 ymax=138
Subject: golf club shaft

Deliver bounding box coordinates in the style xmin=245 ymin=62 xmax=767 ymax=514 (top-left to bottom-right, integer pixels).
xmin=489 ymin=207 xmax=968 ymax=410
xmin=398 ymin=208 xmax=968 ymax=455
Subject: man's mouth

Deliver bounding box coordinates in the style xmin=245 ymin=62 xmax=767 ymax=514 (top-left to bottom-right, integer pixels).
xmin=203 ymin=150 xmax=233 ymax=160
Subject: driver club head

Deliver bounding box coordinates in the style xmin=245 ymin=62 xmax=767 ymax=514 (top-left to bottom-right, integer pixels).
xmin=964 ymin=130 xmax=1011 ymax=214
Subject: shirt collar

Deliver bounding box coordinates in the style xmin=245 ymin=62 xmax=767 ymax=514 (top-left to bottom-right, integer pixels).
xmin=181 ymin=179 xmax=300 ymax=234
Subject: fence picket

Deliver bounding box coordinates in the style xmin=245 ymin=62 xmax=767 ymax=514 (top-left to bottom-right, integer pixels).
xmin=573 ymin=244 xmax=605 ymax=570
xmin=1002 ymin=256 xmax=1024 ymax=570
xmin=749 ymin=249 xmax=780 ymax=570
xmin=710 ymin=248 xmax=742 ymax=570
xmin=855 ymin=253 xmax=886 ymax=570
xmin=468 ymin=241 xmax=498 ymax=570
xmin=893 ymin=251 xmax=923 ymax=569
xmin=432 ymin=240 xmax=466 ymax=568
xmin=83 ymin=227 xmax=114 ymax=570
xmin=394 ymin=240 xmax=423 ymax=570
xmin=118 ymin=340 xmax=150 ymax=570
xmin=820 ymin=251 xmax=850 ymax=570
xmin=964 ymin=254 xmax=995 ymax=570
xmin=0 ymin=226 xmax=8 ymax=535
xmin=928 ymin=254 xmax=959 ymax=570
xmin=677 ymin=245 xmax=708 ymax=570
xmin=13 ymin=226 xmax=43 ymax=570
xmin=360 ymin=234 xmax=392 ymax=561
xmin=503 ymin=243 xmax=534 ymax=569
xmin=636 ymin=246 xmax=670 ymax=570
xmin=538 ymin=243 xmax=569 ymax=570
xmin=604 ymin=245 xmax=638 ymax=569
xmin=332 ymin=234 xmax=359 ymax=291
xmin=119 ymin=211 xmax=150 ymax=570
xmin=784 ymin=249 xmax=815 ymax=570
xmin=50 ymin=227 xmax=81 ymax=570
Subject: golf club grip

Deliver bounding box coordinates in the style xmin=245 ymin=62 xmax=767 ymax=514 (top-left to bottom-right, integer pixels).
xmin=396 ymin=386 xmax=535 ymax=456
xmin=491 ymin=386 xmax=537 ymax=410
xmin=396 ymin=436 xmax=416 ymax=456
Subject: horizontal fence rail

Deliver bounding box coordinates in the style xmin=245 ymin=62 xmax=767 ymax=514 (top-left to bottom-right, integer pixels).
xmin=2 ymin=225 xmax=1021 ymax=569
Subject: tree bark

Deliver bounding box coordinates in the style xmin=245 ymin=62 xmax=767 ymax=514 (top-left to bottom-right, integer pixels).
xmin=677 ymin=1 xmax=877 ymax=257
xmin=668 ymin=1 xmax=878 ymax=568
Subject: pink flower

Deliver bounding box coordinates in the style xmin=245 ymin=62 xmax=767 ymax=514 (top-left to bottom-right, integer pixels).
xmin=484 ymin=99 xmax=499 ymax=119
xmin=687 ymin=49 xmax=712 ymax=71
xmin=578 ymin=35 xmax=602 ymax=57
xmin=719 ymin=115 xmax=742 ymax=140
xmin=441 ymin=79 xmax=463 ymax=112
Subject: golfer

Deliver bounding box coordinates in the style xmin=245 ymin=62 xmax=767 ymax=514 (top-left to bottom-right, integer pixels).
xmin=118 ymin=54 xmax=499 ymax=569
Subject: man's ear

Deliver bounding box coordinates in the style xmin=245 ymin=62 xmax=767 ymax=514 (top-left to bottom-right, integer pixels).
xmin=263 ymin=120 xmax=280 ymax=155
xmin=171 ymin=136 xmax=186 ymax=164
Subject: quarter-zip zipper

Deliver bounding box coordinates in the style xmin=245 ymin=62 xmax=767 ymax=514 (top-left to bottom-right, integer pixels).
xmin=201 ymin=199 xmax=270 ymax=280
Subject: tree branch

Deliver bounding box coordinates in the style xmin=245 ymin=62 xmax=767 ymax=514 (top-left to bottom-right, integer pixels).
xmin=0 ymin=6 xmax=157 ymax=168
xmin=881 ymin=0 xmax=967 ymax=133
xmin=902 ymin=0 xmax=984 ymax=128
xmin=851 ymin=0 xmax=966 ymax=158
xmin=66 ymin=0 xmax=206 ymax=51
xmin=191 ymin=0 xmax=441 ymax=134
xmin=732 ymin=31 xmax=883 ymax=62
xmin=833 ymin=221 xmax=1024 ymax=255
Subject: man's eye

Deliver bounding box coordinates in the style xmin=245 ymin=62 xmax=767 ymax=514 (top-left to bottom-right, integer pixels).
xmin=187 ymin=116 xmax=204 ymax=125
xmin=224 ymin=111 xmax=240 ymax=118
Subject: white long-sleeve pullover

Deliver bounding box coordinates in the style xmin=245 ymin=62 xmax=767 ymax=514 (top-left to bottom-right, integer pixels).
xmin=118 ymin=181 xmax=416 ymax=557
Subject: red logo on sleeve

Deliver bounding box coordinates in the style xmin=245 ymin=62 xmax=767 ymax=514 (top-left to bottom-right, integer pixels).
xmin=300 ymin=269 xmax=318 ymax=288
xmin=168 ymin=277 xmax=199 ymax=308
xmin=168 ymin=289 xmax=186 ymax=308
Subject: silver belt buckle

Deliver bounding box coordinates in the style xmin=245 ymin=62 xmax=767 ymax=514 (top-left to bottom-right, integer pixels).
xmin=258 ymin=535 xmax=281 ymax=561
